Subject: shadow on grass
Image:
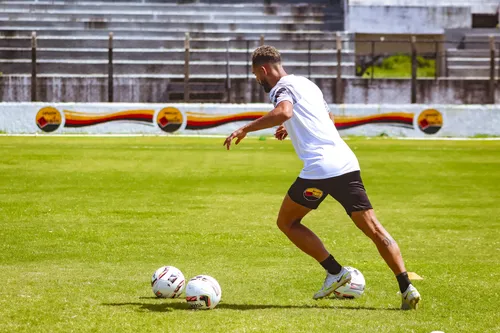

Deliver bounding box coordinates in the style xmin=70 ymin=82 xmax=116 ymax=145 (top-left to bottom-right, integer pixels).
xmin=103 ymin=299 xmax=399 ymax=312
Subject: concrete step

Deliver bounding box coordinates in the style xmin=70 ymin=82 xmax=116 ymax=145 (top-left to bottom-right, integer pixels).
xmin=462 ymin=43 xmax=497 ymax=50
xmin=447 ymin=66 xmax=496 ymax=77
xmin=446 ymin=48 xmax=496 ymax=57
xmin=447 ymin=57 xmax=500 ymax=66
xmin=2 ymin=73 xmax=353 ymax=80
xmin=465 ymin=33 xmax=500 ymax=39
xmin=0 ymin=28 xmax=340 ymax=39
xmin=0 ymin=59 xmax=356 ymax=76
xmin=2 ymin=0 xmax=340 ymax=3
xmin=0 ymin=12 xmax=340 ymax=22
xmin=4 ymin=72 xmax=355 ymax=82
xmin=463 ymin=34 xmax=500 ymax=49
xmin=0 ymin=47 xmax=355 ymax=62
xmin=0 ymin=20 xmax=341 ymax=31
xmin=0 ymin=2 xmax=340 ymax=16
xmin=0 ymin=36 xmax=351 ymax=50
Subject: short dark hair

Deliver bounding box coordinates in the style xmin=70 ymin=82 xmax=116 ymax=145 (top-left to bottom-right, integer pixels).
xmin=252 ymin=45 xmax=281 ymax=66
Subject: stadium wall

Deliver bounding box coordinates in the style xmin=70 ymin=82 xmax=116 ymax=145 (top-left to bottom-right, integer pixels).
xmin=1 ymin=102 xmax=499 ymax=137
xmin=347 ymin=5 xmax=472 ymax=33
xmin=1 ymin=77 xmax=498 ymax=105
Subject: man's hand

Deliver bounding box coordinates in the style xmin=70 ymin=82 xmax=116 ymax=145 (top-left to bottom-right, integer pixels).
xmin=274 ymin=125 xmax=288 ymax=141
xmin=223 ymin=128 xmax=247 ymax=150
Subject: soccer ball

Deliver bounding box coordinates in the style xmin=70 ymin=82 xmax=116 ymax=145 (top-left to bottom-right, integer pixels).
xmin=333 ymin=266 xmax=365 ymax=299
xmin=151 ymin=266 xmax=186 ymax=298
xmin=185 ymin=275 xmax=222 ymax=310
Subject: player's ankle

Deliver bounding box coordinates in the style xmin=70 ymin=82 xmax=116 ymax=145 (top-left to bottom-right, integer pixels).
xmin=396 ymin=272 xmax=411 ymax=293
xmin=320 ymin=254 xmax=342 ymax=275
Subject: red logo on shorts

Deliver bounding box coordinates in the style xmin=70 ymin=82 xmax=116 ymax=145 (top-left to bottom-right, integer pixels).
xmin=303 ymin=188 xmax=323 ymax=201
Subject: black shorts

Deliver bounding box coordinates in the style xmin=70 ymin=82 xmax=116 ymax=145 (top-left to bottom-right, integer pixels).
xmin=287 ymin=171 xmax=373 ymax=215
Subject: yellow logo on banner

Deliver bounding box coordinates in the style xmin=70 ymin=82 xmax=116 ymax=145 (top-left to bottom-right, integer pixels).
xmin=36 ymin=107 xmax=62 ymax=132
xmin=418 ymin=109 xmax=443 ymax=134
xmin=156 ymin=107 xmax=183 ymax=133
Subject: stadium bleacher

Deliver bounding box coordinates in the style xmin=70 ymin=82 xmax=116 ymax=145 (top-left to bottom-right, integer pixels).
xmin=0 ymin=0 xmax=355 ymax=102
xmin=445 ymin=29 xmax=500 ymax=78
xmin=1 ymin=0 xmax=499 ymax=102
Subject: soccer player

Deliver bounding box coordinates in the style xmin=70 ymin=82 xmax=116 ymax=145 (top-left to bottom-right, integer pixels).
xmin=223 ymin=45 xmax=421 ymax=310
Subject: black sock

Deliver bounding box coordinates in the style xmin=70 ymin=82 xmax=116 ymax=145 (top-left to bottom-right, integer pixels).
xmin=396 ymin=272 xmax=411 ymax=293
xmin=320 ymin=254 xmax=342 ymax=275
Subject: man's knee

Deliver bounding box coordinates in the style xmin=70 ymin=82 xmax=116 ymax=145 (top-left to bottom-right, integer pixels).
xmin=352 ymin=210 xmax=396 ymax=246
xmin=277 ymin=217 xmax=302 ymax=233
xmin=351 ymin=210 xmax=383 ymax=236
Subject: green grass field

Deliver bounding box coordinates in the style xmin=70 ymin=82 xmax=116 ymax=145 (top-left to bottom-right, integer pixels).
xmin=1 ymin=136 xmax=499 ymax=333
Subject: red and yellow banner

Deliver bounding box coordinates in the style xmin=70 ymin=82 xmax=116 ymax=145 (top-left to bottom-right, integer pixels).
xmin=34 ymin=105 xmax=441 ymax=135
xmin=64 ymin=110 xmax=155 ymax=127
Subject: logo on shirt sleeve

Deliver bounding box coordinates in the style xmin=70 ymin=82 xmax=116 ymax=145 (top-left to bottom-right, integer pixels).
xmin=303 ymin=188 xmax=324 ymax=201
xmin=274 ymin=88 xmax=287 ymax=104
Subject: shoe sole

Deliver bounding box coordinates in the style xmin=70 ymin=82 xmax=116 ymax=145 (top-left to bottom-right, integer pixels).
xmin=313 ymin=275 xmax=352 ymax=300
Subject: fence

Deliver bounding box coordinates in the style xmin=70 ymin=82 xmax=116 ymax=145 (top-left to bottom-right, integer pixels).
xmin=6 ymin=32 xmax=500 ymax=104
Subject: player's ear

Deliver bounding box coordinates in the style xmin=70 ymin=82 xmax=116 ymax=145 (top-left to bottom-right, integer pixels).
xmin=260 ymin=65 xmax=268 ymax=76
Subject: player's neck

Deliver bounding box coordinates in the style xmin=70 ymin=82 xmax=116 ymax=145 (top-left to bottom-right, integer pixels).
xmin=270 ymin=67 xmax=289 ymax=89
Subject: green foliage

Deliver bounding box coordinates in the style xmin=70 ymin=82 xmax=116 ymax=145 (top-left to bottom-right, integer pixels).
xmin=363 ymin=54 xmax=436 ymax=78
xmin=0 ymin=137 xmax=499 ymax=332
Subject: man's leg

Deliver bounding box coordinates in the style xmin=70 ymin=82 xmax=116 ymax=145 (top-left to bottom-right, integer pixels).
xmin=350 ymin=209 xmax=405 ymax=275
xmin=350 ymin=209 xmax=420 ymax=309
xmin=277 ymin=194 xmax=351 ymax=299
xmin=276 ymin=194 xmax=328 ymax=262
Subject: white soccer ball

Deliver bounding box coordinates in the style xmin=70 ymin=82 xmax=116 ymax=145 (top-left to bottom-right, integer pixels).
xmin=333 ymin=266 xmax=365 ymax=299
xmin=151 ymin=266 xmax=186 ymax=298
xmin=185 ymin=275 xmax=222 ymax=310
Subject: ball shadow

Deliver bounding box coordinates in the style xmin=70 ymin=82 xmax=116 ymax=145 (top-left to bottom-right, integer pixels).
xmin=102 ymin=299 xmax=399 ymax=312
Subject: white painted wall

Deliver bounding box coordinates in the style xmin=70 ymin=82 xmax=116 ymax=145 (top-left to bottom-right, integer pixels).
xmin=347 ymin=5 xmax=472 ymax=33
xmin=1 ymin=102 xmax=499 ymax=137
xmin=349 ymin=0 xmax=498 ymax=14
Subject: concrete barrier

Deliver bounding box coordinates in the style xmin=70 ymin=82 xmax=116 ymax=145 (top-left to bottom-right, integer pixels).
xmin=349 ymin=0 xmax=498 ymax=14
xmin=1 ymin=102 xmax=499 ymax=137
xmin=348 ymin=5 xmax=471 ymax=34
xmin=3 ymin=77 xmax=499 ymax=105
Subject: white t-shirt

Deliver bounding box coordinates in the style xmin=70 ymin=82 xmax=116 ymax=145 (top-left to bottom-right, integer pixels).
xmin=269 ymin=75 xmax=360 ymax=180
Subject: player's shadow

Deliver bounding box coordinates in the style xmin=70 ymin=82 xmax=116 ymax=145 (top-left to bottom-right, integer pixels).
xmin=103 ymin=300 xmax=399 ymax=312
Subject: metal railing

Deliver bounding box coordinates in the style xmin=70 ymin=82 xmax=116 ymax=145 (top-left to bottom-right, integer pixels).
xmin=20 ymin=32 xmax=500 ymax=104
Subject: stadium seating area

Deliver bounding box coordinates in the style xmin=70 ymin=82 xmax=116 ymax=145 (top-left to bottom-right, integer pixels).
xmin=1 ymin=0 xmax=499 ymax=102
xmin=0 ymin=0 xmax=355 ymax=101
xmin=0 ymin=1 xmax=353 ymax=75
xmin=446 ymin=29 xmax=500 ymax=77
